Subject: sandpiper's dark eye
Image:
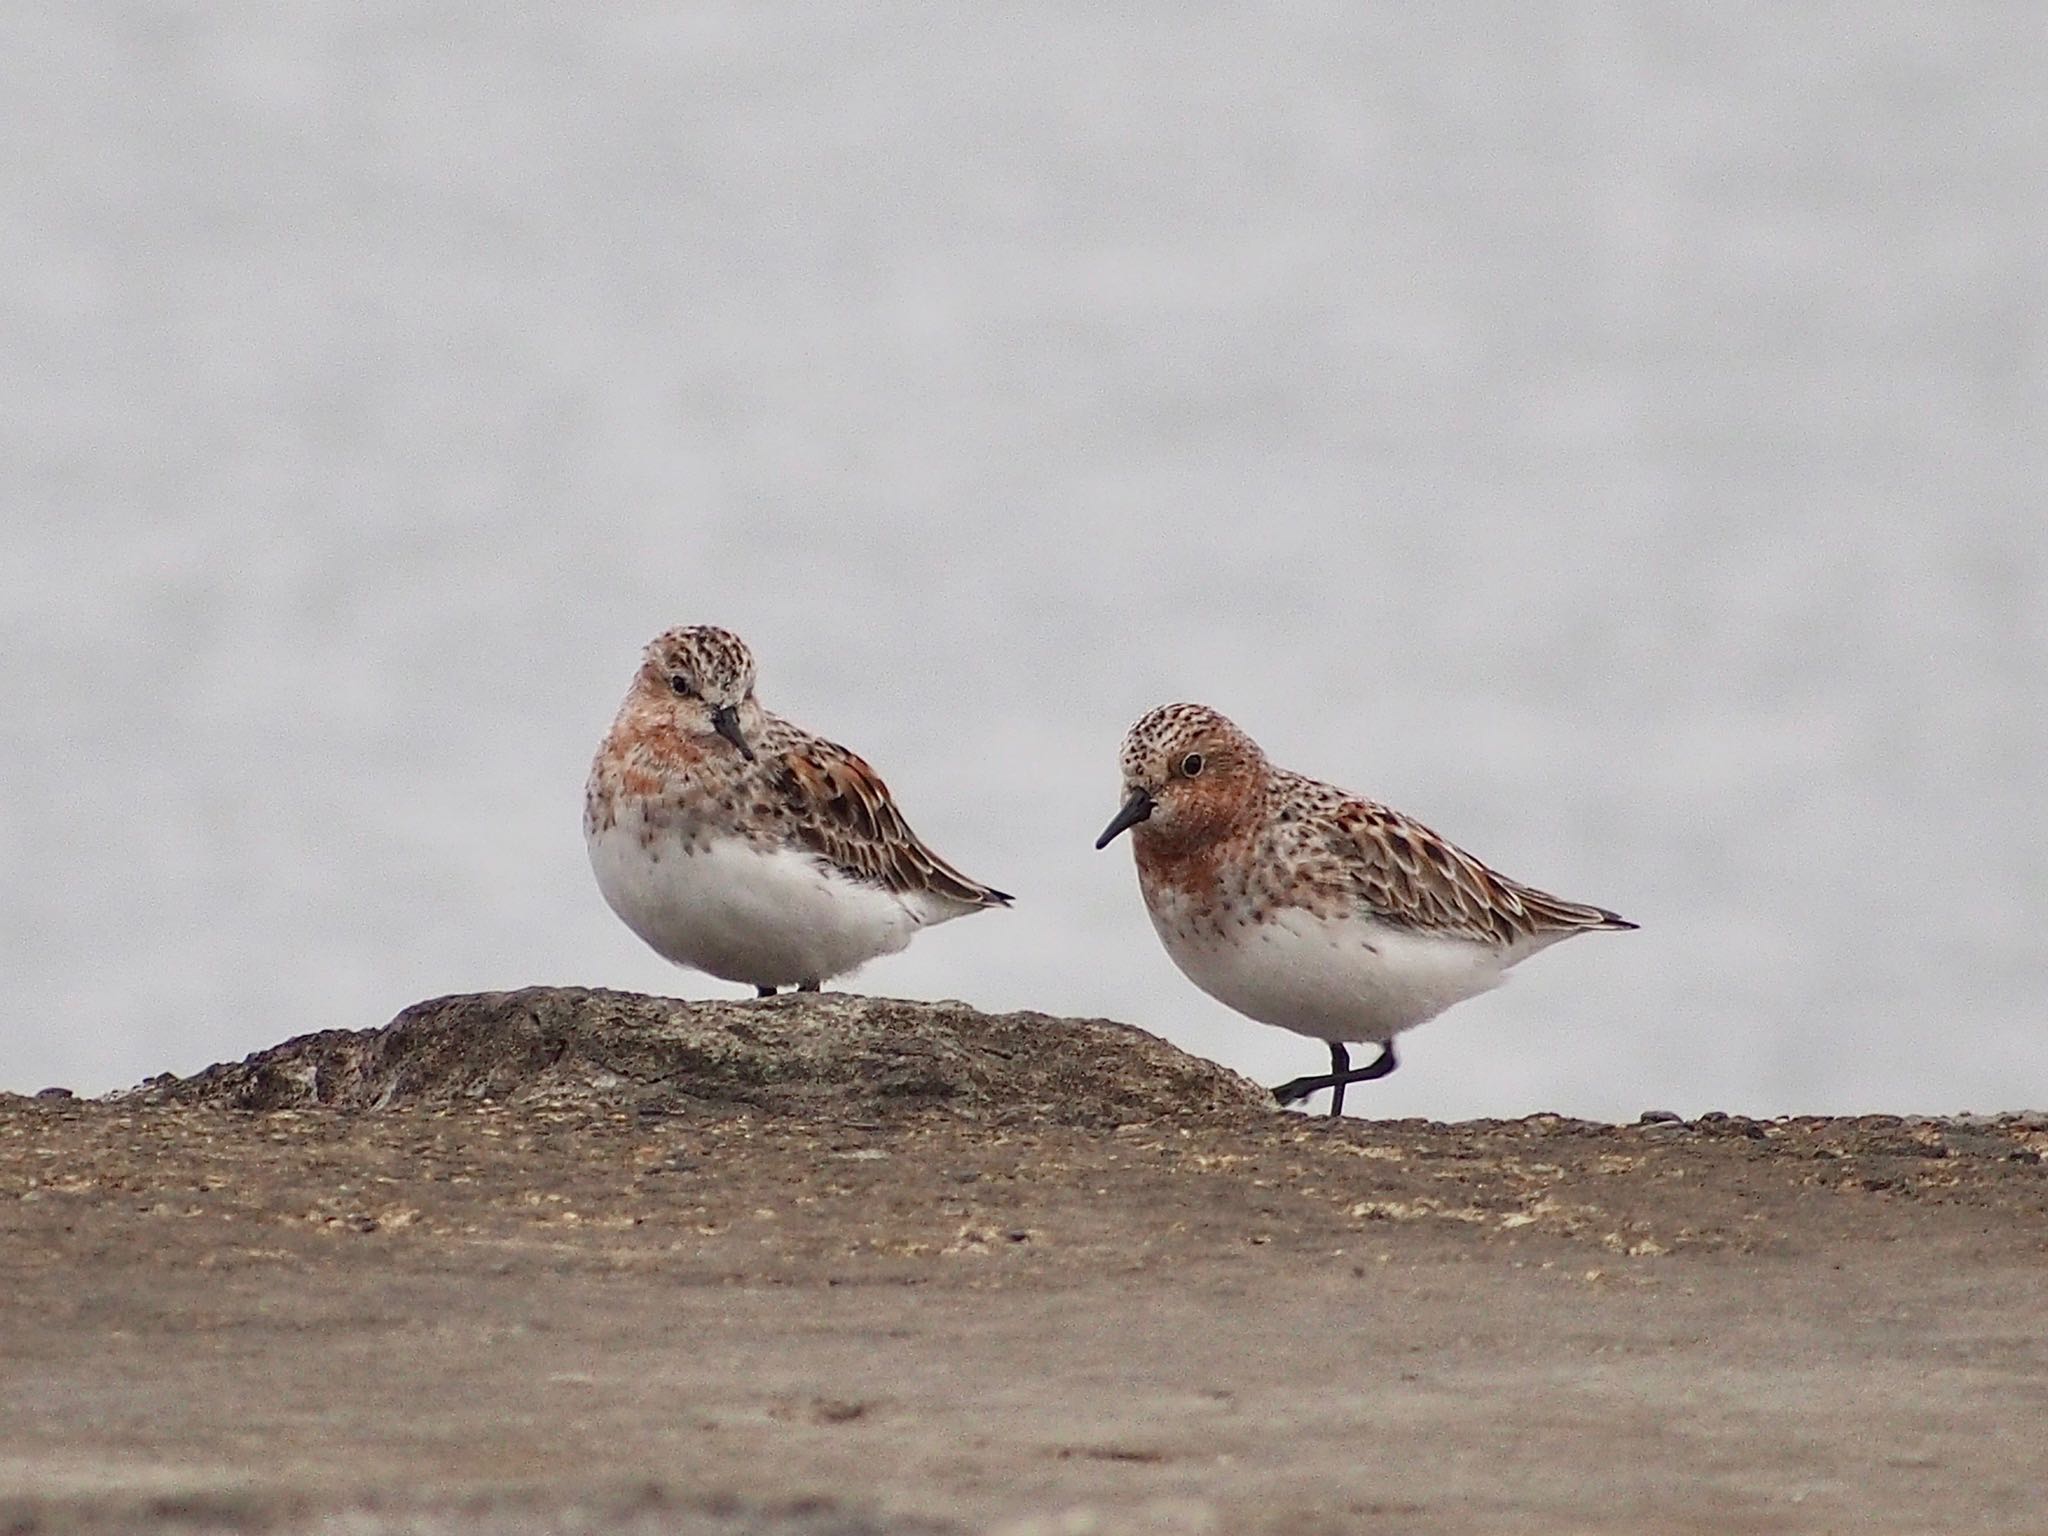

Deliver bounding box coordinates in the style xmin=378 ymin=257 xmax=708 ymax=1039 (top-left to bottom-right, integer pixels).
xmin=1181 ymin=752 xmax=1204 ymax=778
xmin=668 ymin=674 xmax=693 ymax=697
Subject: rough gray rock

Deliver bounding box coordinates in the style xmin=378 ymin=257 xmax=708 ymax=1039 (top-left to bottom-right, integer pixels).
xmin=124 ymin=988 xmax=1271 ymax=1127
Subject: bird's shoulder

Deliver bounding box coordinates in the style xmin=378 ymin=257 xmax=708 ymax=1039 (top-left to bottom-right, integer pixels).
xmin=761 ymin=721 xmax=1010 ymax=907
xmin=1266 ymin=771 xmax=1559 ymax=944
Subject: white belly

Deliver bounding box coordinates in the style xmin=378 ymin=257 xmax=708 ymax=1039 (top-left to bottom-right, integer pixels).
xmin=588 ymin=812 xmax=948 ymax=987
xmin=1148 ymin=899 xmax=1519 ymax=1044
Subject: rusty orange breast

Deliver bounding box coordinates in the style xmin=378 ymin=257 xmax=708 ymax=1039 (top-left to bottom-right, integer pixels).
xmin=1133 ymin=831 xmax=1222 ymax=906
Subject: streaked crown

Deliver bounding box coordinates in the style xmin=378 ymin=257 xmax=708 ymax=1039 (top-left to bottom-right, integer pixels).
xmin=642 ymin=625 xmax=757 ymax=708
xmin=1117 ymin=703 xmax=1263 ymax=789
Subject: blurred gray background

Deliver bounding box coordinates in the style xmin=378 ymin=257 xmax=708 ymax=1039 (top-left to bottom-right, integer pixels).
xmin=4 ymin=4 xmax=2043 ymax=1118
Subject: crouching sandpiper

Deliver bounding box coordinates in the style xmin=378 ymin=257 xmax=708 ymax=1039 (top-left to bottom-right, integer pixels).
xmin=586 ymin=625 xmax=1011 ymax=995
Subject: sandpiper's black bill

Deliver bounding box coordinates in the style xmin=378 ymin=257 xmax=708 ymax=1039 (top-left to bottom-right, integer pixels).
xmin=1095 ymin=788 xmax=1155 ymax=849
xmin=711 ymin=703 xmax=755 ymax=761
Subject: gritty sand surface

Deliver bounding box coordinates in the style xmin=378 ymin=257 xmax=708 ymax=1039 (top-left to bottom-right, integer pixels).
xmin=4 ymin=990 xmax=2047 ymax=1535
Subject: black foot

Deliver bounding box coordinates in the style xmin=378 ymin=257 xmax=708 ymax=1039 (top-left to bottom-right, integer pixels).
xmin=1272 ymin=1073 xmax=1326 ymax=1108
xmin=756 ymin=985 xmax=778 ymax=998
xmin=796 ymin=979 xmax=821 ymax=993
xmin=1272 ymin=1041 xmax=1397 ymax=1116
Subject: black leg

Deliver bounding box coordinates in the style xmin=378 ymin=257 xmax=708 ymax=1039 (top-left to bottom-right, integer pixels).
xmin=756 ymin=985 xmax=777 ymax=998
xmin=796 ymin=979 xmax=821 ymax=993
xmin=1327 ymin=1042 xmax=1349 ymax=1119
xmin=1272 ymin=1042 xmax=1399 ymax=1112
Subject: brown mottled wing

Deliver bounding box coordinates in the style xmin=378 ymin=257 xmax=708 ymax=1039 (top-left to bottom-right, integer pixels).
xmin=1330 ymin=800 xmax=1632 ymax=944
xmin=773 ymin=738 xmax=1012 ymax=907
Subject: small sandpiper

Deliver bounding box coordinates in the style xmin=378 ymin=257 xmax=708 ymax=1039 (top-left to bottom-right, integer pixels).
xmin=1096 ymin=703 xmax=1634 ymax=1115
xmin=585 ymin=626 xmax=1011 ymax=995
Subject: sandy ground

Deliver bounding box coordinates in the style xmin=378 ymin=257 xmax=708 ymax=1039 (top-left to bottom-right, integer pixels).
xmin=4 ymin=992 xmax=2047 ymax=1535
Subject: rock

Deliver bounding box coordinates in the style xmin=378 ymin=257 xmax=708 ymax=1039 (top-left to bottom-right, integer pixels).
xmin=121 ymin=987 xmax=1272 ymax=1128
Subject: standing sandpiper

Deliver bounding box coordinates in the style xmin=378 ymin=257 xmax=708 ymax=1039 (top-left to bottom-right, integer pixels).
xmin=1097 ymin=703 xmax=1634 ymax=1115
